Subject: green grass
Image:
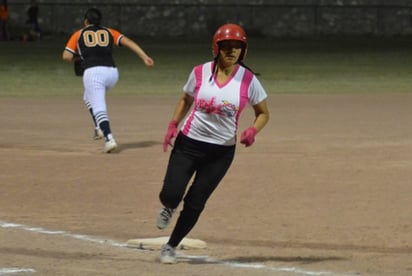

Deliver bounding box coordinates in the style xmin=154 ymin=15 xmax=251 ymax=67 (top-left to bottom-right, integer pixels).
xmin=1 ymin=35 xmax=412 ymax=97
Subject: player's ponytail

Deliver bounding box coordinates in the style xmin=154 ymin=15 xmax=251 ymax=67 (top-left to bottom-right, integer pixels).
xmin=209 ymin=57 xmax=219 ymax=82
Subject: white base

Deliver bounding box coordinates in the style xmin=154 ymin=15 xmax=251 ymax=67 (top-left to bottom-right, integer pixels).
xmin=127 ymin=236 xmax=207 ymax=250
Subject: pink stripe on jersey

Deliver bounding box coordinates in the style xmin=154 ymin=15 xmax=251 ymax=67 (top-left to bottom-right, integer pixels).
xmin=193 ymin=64 xmax=203 ymax=96
xmin=237 ymin=69 xmax=254 ymax=120
xmin=232 ymin=68 xmax=253 ymax=135
xmin=182 ymin=64 xmax=203 ymax=135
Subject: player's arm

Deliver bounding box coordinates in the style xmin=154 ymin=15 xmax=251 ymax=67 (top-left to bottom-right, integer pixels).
xmin=62 ymin=31 xmax=81 ymax=63
xmin=162 ymin=93 xmax=193 ymax=152
xmin=119 ymin=36 xmax=154 ymax=67
xmin=251 ymin=99 xmax=269 ymax=133
xmin=170 ymin=93 xmax=194 ymax=124
xmin=240 ymin=99 xmax=269 ymax=147
xmin=62 ymin=49 xmax=75 ymax=62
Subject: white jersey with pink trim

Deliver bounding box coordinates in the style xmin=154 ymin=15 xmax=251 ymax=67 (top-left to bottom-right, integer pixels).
xmin=181 ymin=61 xmax=267 ymax=146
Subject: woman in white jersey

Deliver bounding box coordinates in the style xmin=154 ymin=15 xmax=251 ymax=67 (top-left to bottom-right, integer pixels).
xmin=156 ymin=23 xmax=269 ymax=264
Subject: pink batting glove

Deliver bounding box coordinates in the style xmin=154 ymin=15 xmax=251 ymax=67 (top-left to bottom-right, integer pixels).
xmin=240 ymin=126 xmax=257 ymax=147
xmin=163 ymin=120 xmax=178 ymax=152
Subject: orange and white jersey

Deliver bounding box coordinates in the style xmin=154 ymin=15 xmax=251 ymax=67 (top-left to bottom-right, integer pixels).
xmin=64 ymin=25 xmax=124 ymax=69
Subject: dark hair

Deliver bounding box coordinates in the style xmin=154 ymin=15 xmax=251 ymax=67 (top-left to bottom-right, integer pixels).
xmin=84 ymin=8 xmax=102 ymax=25
xmin=209 ymin=56 xmax=257 ymax=82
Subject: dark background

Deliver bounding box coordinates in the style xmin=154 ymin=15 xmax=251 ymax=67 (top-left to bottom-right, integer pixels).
xmin=5 ymin=0 xmax=412 ymax=38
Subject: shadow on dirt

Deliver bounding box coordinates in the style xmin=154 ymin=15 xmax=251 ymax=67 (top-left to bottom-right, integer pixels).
xmin=178 ymin=254 xmax=346 ymax=265
xmin=222 ymin=255 xmax=346 ymax=264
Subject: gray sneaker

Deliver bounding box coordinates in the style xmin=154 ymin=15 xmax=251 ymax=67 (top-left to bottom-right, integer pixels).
xmin=156 ymin=207 xmax=175 ymax=229
xmin=160 ymin=244 xmax=176 ymax=264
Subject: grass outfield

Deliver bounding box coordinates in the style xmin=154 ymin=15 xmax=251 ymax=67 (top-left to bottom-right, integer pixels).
xmin=1 ymin=35 xmax=412 ymax=97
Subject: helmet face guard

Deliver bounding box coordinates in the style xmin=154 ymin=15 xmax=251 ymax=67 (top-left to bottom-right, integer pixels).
xmin=212 ymin=23 xmax=247 ymax=61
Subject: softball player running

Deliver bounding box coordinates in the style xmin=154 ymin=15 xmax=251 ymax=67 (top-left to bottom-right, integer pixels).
xmin=156 ymin=23 xmax=270 ymax=263
xmin=62 ymin=8 xmax=154 ymax=153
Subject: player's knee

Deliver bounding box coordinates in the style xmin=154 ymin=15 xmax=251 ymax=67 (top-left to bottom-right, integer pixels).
xmin=183 ymin=195 xmax=206 ymax=212
xmin=159 ymin=190 xmax=181 ymax=209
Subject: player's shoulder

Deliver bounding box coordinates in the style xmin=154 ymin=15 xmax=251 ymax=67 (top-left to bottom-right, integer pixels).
xmin=104 ymin=27 xmax=123 ymax=40
xmin=103 ymin=26 xmax=121 ymax=34
xmin=71 ymin=28 xmax=83 ymax=36
xmin=66 ymin=29 xmax=82 ymax=43
xmin=194 ymin=61 xmax=212 ymax=70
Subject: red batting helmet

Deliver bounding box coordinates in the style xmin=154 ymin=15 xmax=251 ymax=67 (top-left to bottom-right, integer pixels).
xmin=212 ymin=23 xmax=247 ymax=61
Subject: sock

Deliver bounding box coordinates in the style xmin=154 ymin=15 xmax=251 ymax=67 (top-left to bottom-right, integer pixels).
xmin=85 ymin=101 xmax=98 ymax=128
xmin=88 ymin=108 xmax=98 ymax=128
xmin=98 ymin=120 xmax=113 ymax=141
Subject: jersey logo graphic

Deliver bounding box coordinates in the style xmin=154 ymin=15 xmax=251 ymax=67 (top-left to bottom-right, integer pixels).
xmin=196 ymin=97 xmax=238 ymax=117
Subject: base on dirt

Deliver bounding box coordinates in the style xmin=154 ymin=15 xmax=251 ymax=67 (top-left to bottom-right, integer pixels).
xmin=127 ymin=236 xmax=207 ymax=250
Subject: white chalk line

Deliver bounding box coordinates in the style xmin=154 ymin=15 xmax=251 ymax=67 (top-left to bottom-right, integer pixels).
xmin=0 ymin=221 xmax=357 ymax=276
xmin=180 ymin=255 xmax=357 ymax=276
xmin=0 ymin=268 xmax=36 ymax=275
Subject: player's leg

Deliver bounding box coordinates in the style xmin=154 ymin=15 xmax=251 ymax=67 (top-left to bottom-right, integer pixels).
xmin=157 ymin=133 xmax=197 ymax=229
xmin=83 ymin=66 xmax=118 ymax=152
xmin=160 ymin=140 xmax=235 ymax=263
xmin=100 ymin=67 xmax=119 ymax=152
xmin=83 ymin=97 xmax=103 ymax=140
xmin=167 ymin=144 xmax=235 ymax=248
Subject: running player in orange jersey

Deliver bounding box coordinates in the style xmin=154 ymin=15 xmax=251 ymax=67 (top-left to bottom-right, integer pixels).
xmin=62 ymin=8 xmax=154 ymax=153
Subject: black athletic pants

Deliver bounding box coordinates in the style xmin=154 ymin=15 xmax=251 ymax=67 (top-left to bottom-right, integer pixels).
xmin=159 ymin=132 xmax=235 ymax=247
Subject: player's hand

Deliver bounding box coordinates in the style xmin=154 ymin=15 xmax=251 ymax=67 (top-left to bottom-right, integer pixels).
xmin=240 ymin=126 xmax=257 ymax=147
xmin=163 ymin=120 xmax=178 ymax=152
xmin=144 ymin=57 xmax=154 ymax=67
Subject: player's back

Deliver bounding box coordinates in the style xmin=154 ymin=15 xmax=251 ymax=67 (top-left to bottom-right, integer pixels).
xmin=79 ymin=25 xmax=116 ymax=69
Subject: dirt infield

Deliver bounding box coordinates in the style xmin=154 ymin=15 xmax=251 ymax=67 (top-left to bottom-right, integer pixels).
xmin=1 ymin=94 xmax=412 ymax=276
